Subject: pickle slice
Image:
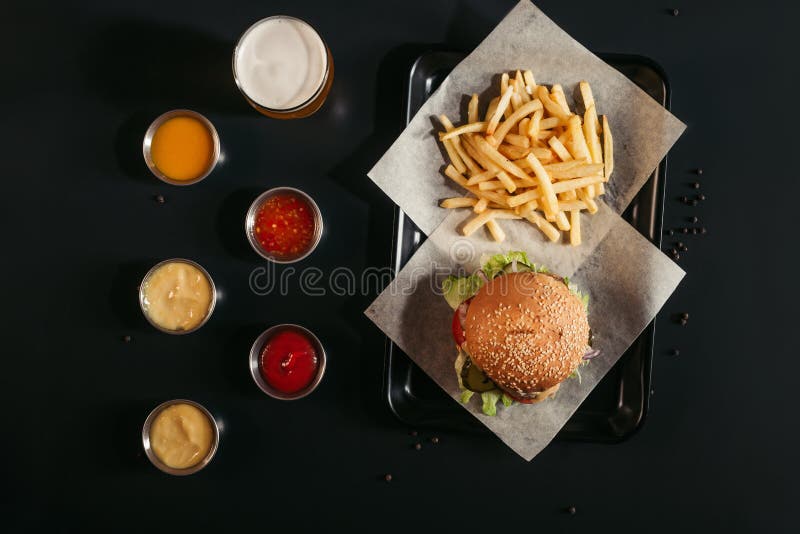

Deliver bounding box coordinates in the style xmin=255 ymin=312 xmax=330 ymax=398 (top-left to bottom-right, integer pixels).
xmin=460 ymin=356 xmax=496 ymax=392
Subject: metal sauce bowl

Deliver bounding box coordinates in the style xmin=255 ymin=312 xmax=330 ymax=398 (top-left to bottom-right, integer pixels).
xmin=249 ymin=324 xmax=327 ymax=400
xmin=142 ymin=399 xmax=220 ymax=476
xmin=142 ymin=109 xmax=220 ymax=186
xmin=245 ymin=187 xmax=323 ymax=263
xmin=139 ymin=258 xmax=217 ymax=335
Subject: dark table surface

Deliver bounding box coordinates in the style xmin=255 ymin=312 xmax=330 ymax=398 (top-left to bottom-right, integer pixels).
xmin=2 ymin=0 xmax=796 ymax=532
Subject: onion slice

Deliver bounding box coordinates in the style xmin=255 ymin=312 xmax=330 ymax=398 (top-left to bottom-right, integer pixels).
xmin=582 ymin=348 xmax=601 ymax=360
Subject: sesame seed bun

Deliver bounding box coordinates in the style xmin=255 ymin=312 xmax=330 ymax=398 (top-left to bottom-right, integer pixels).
xmin=463 ymin=272 xmax=590 ymax=400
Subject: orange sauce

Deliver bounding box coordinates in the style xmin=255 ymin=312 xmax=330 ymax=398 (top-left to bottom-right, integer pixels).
xmin=150 ymin=116 xmax=215 ymax=181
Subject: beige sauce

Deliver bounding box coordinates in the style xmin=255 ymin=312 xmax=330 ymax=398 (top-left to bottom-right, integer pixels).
xmin=142 ymin=261 xmax=213 ymax=331
xmin=150 ymin=403 xmax=214 ymax=469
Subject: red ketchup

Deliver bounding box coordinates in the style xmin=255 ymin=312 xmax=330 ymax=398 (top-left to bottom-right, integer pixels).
xmin=254 ymin=193 xmax=316 ymax=258
xmin=260 ymin=330 xmax=319 ymax=394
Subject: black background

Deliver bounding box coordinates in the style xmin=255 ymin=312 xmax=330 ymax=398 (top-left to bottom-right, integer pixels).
xmin=2 ymin=1 xmax=796 ymax=532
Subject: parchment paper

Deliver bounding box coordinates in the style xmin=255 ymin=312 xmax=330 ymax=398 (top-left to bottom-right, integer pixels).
xmin=366 ymin=213 xmax=684 ymax=460
xmin=368 ymin=0 xmax=686 ymax=234
xmin=364 ymin=1 xmax=687 ymax=460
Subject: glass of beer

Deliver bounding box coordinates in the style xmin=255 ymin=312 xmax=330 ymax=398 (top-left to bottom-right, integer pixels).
xmin=233 ymin=16 xmax=334 ymax=119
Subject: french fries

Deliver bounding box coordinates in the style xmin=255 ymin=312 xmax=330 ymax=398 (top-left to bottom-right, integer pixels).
xmin=434 ymin=74 xmax=613 ymax=245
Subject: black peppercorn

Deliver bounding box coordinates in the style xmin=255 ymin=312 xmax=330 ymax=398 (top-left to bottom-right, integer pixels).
xmin=692 ymin=182 xmax=701 ymax=189
xmin=671 ymin=348 xmax=680 ymax=356
xmin=384 ymin=474 xmax=392 ymax=482
xmin=667 ymin=229 xmax=675 ymax=236
xmin=414 ymin=443 xmax=422 ymax=451
xmin=701 ymin=227 xmax=707 ymax=234
xmin=689 ymin=199 xmax=698 ymax=206
xmin=692 ymin=228 xmax=700 ymax=234
xmin=155 ymin=194 xmax=165 ymax=204
xmin=690 ymin=216 xmax=699 ymax=223
xmin=680 ymin=318 xmax=688 ymax=326
xmin=682 ymin=228 xmax=689 ymax=234
xmin=122 ymin=335 xmax=131 ymax=342
xmin=681 ymin=312 xmax=689 ymax=320
xmin=672 ymin=8 xmax=679 ymax=16
xmin=431 ymin=437 xmax=439 ymax=444
xmin=696 ymin=168 xmax=704 ymax=175
xmin=680 ymin=196 xmax=689 ymax=203
xmin=673 ymin=253 xmax=680 ymax=260
xmin=697 ymin=194 xmax=706 ymax=201
xmin=567 ymin=505 xmax=577 ymax=515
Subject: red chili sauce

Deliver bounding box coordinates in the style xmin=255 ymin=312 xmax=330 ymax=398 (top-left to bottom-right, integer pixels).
xmin=254 ymin=193 xmax=316 ymax=258
xmin=260 ymin=330 xmax=319 ymax=394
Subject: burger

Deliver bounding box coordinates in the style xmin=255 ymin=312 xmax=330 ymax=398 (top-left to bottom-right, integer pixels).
xmin=442 ymin=252 xmax=597 ymax=416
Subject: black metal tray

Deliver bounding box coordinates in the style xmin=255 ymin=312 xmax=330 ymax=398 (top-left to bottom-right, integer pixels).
xmin=384 ymin=51 xmax=671 ymax=442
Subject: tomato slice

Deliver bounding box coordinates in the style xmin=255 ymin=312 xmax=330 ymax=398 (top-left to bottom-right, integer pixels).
xmin=451 ymin=307 xmax=466 ymax=346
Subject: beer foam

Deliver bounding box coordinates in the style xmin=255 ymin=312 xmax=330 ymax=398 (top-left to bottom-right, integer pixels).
xmin=235 ymin=17 xmax=327 ymax=110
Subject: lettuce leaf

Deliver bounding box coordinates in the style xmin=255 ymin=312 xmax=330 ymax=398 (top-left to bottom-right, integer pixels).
xmin=442 ymin=274 xmax=484 ymax=310
xmin=460 ymin=390 xmax=475 ymax=403
xmin=480 ymin=390 xmax=501 ymax=416
xmin=481 ymin=251 xmax=534 ymax=278
xmin=501 ymin=393 xmax=514 ymax=407
xmin=454 ymin=349 xmax=468 ymax=390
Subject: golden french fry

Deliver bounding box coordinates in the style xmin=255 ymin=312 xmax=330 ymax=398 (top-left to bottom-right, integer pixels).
xmin=507 ymin=188 xmax=541 ymax=207
xmin=551 ymin=84 xmax=570 ymax=114
xmin=495 ymin=170 xmax=517 ymax=193
xmin=527 ymin=109 xmax=543 ymax=138
xmin=441 ymin=138 xmax=466 ymax=174
xmin=519 ymin=202 xmax=560 ymax=242
xmin=544 ymin=163 xmax=603 ymax=179
xmin=488 ymin=99 xmax=543 ymax=146
xmin=466 ymin=169 xmax=497 ymax=185
xmin=500 ymin=72 xmax=509 ymax=94
xmin=551 ymin=174 xmax=604 ymax=194
xmin=518 ymin=118 xmax=530 ymax=137
xmin=486 ymin=219 xmax=506 ymax=242
xmin=440 ymin=197 xmax=477 ymax=209
xmin=566 ymin=115 xmax=591 ymax=161
xmin=537 ymin=86 xmax=569 ymax=120
xmin=559 ymin=189 xmax=578 ymax=201
xmin=524 ymin=153 xmax=559 ymax=218
xmin=485 ymin=97 xmax=499 ymax=122
xmin=548 ymin=136 xmax=573 ymax=162
xmin=583 ymin=104 xmax=603 ymax=165
xmin=497 ymin=144 xmax=530 ymax=161
xmin=555 ymin=211 xmax=571 ymax=231
xmin=462 ymin=209 xmax=521 ymax=236
xmin=504 ymin=133 xmax=530 ymax=148
xmin=579 ymin=81 xmax=594 ymax=110
xmin=510 ymin=91 xmax=523 ymax=112
xmin=487 ymin=86 xmax=515 ymax=135
xmin=523 ymin=70 xmax=536 ymax=93
xmin=602 ymin=115 xmax=613 ymax=181
xmin=515 ymin=70 xmax=530 ymax=103
xmin=444 ymin=164 xmax=510 ymax=207
xmin=539 ymin=117 xmax=561 ymax=130
xmin=558 ymin=199 xmax=588 ymax=211
xmin=473 ymin=135 xmax=531 ymax=180
xmin=473 ymin=197 xmax=488 ymax=213
xmin=579 ymin=81 xmax=601 ymax=129
xmin=438 ymin=114 xmax=474 ymax=174
xmin=468 ymin=94 xmax=479 ymax=123
xmin=569 ymin=210 xmax=581 ymax=245
xmin=439 ymin=121 xmax=487 ymax=141
xmin=576 ymin=188 xmax=599 ymax=214
xmin=462 ymin=135 xmax=501 ymax=172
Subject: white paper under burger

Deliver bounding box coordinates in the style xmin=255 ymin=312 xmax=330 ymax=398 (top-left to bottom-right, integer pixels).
xmin=364 ymin=1 xmax=687 ymax=460
xmin=366 ymin=214 xmax=684 ymax=460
